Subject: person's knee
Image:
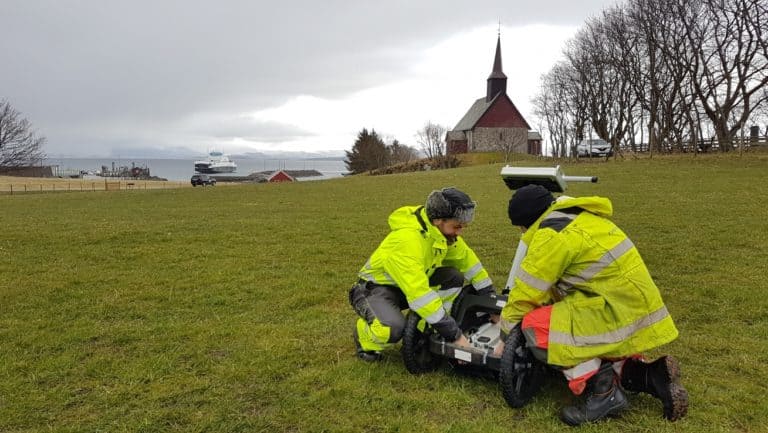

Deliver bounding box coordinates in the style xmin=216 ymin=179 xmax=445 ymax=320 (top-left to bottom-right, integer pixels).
xmin=368 ymin=319 xmax=393 ymax=345
xmin=389 ymin=322 xmax=406 ymax=343
xmin=375 ymin=314 xmax=406 ymax=343
xmin=431 ymin=267 xmax=464 ymax=289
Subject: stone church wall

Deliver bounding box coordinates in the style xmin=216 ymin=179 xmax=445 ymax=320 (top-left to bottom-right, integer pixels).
xmin=469 ymin=127 xmax=528 ymax=153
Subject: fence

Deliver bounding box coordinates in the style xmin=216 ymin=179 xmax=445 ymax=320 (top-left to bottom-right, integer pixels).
xmin=621 ymin=136 xmax=768 ymax=153
xmin=0 ymin=179 xmax=189 ymax=195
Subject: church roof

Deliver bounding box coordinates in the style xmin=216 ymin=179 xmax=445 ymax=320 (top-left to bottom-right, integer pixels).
xmin=452 ymin=93 xmax=500 ymax=131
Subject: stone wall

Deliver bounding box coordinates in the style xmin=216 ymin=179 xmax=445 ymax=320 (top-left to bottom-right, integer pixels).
xmin=469 ymin=127 xmax=528 ymax=153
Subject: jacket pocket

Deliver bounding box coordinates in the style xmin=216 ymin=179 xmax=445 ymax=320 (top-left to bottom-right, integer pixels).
xmin=569 ymin=296 xmax=613 ymax=345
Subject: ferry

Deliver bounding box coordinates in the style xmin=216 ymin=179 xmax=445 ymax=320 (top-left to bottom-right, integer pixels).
xmin=194 ymin=151 xmax=237 ymax=173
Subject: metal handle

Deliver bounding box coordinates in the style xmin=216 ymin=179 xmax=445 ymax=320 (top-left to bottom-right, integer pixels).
xmin=563 ymin=175 xmax=598 ymax=183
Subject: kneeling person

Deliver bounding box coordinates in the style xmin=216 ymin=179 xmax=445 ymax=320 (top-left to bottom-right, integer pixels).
xmin=349 ymin=187 xmax=495 ymax=361
xmin=496 ymin=185 xmax=688 ymax=425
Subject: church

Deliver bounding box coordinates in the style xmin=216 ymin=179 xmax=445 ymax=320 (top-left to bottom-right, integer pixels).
xmin=446 ymin=35 xmax=541 ymax=156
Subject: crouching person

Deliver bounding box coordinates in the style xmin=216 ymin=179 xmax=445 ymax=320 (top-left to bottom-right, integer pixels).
xmin=494 ymin=185 xmax=688 ymax=425
xmin=349 ymin=187 xmax=496 ymax=361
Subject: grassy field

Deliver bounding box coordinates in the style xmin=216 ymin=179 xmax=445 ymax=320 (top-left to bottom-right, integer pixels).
xmin=1 ymin=154 xmax=767 ymax=432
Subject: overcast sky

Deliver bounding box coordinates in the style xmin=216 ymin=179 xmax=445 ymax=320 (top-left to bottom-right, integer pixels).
xmin=1 ymin=1 xmax=618 ymax=158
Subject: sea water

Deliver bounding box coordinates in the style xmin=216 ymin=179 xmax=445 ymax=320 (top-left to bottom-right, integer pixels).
xmin=45 ymin=158 xmax=348 ymax=181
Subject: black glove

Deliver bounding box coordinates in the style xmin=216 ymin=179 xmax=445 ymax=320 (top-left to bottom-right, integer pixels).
xmin=476 ymin=284 xmax=497 ymax=296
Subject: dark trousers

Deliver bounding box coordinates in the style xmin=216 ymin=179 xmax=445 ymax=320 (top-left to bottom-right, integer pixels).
xmin=350 ymin=267 xmax=463 ymax=349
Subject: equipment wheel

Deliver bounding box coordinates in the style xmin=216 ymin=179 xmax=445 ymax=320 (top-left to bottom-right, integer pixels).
xmin=401 ymin=311 xmax=439 ymax=374
xmin=499 ymin=325 xmax=545 ymax=408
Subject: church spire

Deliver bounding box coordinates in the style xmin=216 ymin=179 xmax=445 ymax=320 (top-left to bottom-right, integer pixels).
xmin=486 ymin=34 xmax=507 ymax=102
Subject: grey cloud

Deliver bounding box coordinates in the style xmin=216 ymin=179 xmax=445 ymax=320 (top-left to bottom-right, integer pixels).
xmin=1 ymin=0 xmax=616 ymax=157
xmin=198 ymin=117 xmax=315 ymax=143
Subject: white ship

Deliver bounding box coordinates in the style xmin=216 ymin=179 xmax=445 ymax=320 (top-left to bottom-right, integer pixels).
xmin=194 ymin=151 xmax=237 ymax=174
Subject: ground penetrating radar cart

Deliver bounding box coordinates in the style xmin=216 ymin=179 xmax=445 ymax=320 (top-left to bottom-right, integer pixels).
xmin=400 ymin=165 xmax=597 ymax=408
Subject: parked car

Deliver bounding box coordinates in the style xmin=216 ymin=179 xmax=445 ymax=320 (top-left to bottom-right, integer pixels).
xmin=576 ymin=139 xmax=613 ymax=157
xmin=190 ymin=174 xmax=216 ymax=187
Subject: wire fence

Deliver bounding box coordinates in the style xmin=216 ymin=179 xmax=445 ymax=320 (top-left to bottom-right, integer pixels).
xmin=0 ymin=179 xmax=191 ymax=195
xmin=620 ymin=136 xmax=768 ymax=153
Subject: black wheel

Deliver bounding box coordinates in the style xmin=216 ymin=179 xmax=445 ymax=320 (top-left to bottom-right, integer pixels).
xmin=401 ymin=311 xmax=439 ymax=374
xmin=499 ymin=325 xmax=545 ymax=408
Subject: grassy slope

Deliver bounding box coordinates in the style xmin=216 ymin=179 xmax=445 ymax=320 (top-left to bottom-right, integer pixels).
xmin=1 ymin=154 xmax=767 ymax=432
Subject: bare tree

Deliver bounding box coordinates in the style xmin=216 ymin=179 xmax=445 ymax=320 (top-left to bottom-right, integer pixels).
xmin=679 ymin=0 xmax=768 ymax=150
xmin=625 ymin=0 xmax=696 ymax=153
xmin=582 ymin=9 xmax=639 ymax=157
xmin=534 ymin=63 xmax=580 ymax=158
xmin=0 ymin=99 xmax=46 ymax=167
xmin=532 ymin=0 xmax=768 ymax=157
xmin=415 ymin=121 xmax=446 ymax=160
xmin=493 ymin=129 xmax=516 ymax=162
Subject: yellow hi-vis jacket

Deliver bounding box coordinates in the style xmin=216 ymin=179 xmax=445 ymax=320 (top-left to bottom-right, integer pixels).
xmin=500 ymin=196 xmax=679 ymax=367
xmin=359 ymin=205 xmax=493 ymax=337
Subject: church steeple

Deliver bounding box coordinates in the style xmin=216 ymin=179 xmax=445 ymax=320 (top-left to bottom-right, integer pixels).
xmin=486 ymin=34 xmax=507 ymax=102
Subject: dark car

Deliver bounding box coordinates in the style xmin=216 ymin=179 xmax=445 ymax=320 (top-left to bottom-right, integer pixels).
xmin=191 ymin=174 xmax=216 ymax=187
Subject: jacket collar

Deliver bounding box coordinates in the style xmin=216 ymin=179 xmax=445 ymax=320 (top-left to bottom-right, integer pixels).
xmin=520 ymin=195 xmax=613 ymax=244
xmin=416 ymin=206 xmax=449 ymax=249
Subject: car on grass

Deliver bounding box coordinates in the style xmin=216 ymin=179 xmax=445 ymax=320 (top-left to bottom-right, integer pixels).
xmin=576 ymin=139 xmax=613 ymax=157
xmin=190 ymin=174 xmax=216 ymax=187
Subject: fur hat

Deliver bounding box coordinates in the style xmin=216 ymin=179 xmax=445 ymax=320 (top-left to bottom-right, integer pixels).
xmin=425 ymin=187 xmax=476 ymax=223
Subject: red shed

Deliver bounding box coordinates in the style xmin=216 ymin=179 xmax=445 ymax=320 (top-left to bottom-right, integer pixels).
xmin=268 ymin=170 xmax=295 ymax=183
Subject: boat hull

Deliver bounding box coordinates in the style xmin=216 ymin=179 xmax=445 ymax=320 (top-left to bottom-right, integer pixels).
xmin=195 ymin=164 xmax=236 ymax=174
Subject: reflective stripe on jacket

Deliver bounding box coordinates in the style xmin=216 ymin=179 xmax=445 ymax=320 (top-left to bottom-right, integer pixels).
xmin=500 ymin=196 xmax=678 ymax=367
xmin=359 ymin=205 xmax=492 ymax=335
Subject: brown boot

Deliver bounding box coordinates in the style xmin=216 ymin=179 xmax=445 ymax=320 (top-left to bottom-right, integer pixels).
xmin=560 ymin=362 xmax=628 ymax=426
xmin=621 ymin=356 xmax=688 ymax=421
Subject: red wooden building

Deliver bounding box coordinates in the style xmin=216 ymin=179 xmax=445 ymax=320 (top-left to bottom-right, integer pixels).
xmin=268 ymin=170 xmax=295 ymax=182
xmin=446 ymin=35 xmax=541 ymax=156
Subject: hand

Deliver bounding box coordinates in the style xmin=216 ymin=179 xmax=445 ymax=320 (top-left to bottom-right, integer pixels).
xmin=493 ymin=340 xmax=505 ymax=357
xmin=454 ymin=334 xmax=472 ymax=349
xmin=489 ymin=314 xmax=501 ymax=324
xmin=453 ymin=334 xmax=472 ymax=365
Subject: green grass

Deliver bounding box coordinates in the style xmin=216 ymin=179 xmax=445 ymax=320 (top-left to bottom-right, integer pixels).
xmin=1 ymin=154 xmax=767 ymax=432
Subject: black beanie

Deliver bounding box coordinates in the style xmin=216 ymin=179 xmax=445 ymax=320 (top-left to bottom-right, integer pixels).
xmin=507 ymin=184 xmax=554 ymax=227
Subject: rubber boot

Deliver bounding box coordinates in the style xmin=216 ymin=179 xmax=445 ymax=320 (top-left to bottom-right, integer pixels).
xmin=621 ymin=356 xmax=688 ymax=421
xmin=353 ymin=326 xmax=382 ymax=362
xmin=560 ymin=362 xmax=628 ymax=426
